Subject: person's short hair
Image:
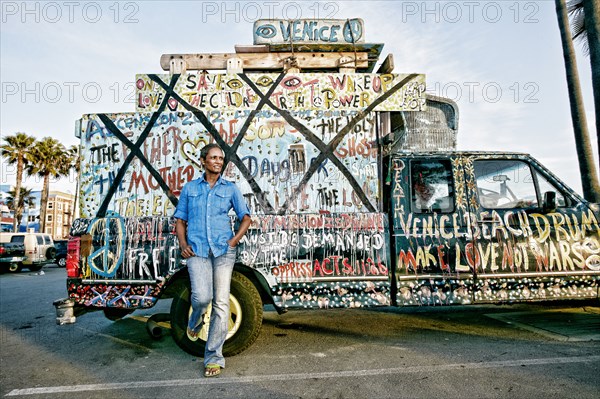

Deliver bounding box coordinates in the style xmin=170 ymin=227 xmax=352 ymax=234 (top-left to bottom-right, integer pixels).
xmin=200 ymin=143 xmax=223 ymax=160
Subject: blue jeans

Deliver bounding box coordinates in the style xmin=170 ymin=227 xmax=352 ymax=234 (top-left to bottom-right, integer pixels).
xmin=187 ymin=246 xmax=236 ymax=367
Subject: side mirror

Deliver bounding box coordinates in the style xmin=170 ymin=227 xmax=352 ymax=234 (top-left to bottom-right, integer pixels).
xmin=543 ymin=191 xmax=557 ymax=212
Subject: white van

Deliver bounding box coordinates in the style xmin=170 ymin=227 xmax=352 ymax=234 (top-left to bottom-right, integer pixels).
xmin=0 ymin=233 xmax=55 ymax=271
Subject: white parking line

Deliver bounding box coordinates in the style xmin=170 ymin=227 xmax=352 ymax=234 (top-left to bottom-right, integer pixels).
xmin=6 ymin=355 xmax=600 ymax=396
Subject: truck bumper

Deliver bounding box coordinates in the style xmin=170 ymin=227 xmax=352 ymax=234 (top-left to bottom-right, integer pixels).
xmin=0 ymin=257 xmax=26 ymax=263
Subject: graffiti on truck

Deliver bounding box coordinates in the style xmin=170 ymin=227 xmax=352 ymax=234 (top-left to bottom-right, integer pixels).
xmin=135 ymin=73 xmax=425 ymax=112
xmin=76 ymin=216 xmax=180 ymax=281
xmin=253 ymin=19 xmax=365 ymax=45
xmin=69 ymin=283 xmax=163 ymax=309
xmin=390 ymin=156 xmax=600 ymax=306
xmin=239 ymin=213 xmax=389 ymax=284
xmin=394 ymin=208 xmax=600 ymax=274
xmin=79 ymin=72 xmax=426 ymax=219
xmin=69 ymin=211 xmax=391 ymax=310
xmin=271 ymin=280 xmax=392 ymax=309
xmin=79 ymin=111 xmax=381 ymax=218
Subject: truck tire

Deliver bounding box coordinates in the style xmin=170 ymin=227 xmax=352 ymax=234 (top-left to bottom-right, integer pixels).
xmin=170 ymin=271 xmax=263 ymax=357
xmin=7 ymin=263 xmax=22 ymax=273
xmin=46 ymin=247 xmax=56 ymax=260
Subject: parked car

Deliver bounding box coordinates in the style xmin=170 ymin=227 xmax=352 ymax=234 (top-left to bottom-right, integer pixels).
xmin=0 ymin=233 xmax=55 ymax=271
xmin=53 ymin=240 xmax=68 ymax=267
xmin=0 ymin=242 xmax=27 ymax=272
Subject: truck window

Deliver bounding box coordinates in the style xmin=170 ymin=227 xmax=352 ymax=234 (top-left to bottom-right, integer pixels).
xmin=410 ymin=160 xmax=455 ymax=213
xmin=535 ymin=171 xmax=567 ymax=207
xmin=37 ymin=235 xmax=44 ymax=245
xmin=474 ymin=160 xmax=537 ymax=209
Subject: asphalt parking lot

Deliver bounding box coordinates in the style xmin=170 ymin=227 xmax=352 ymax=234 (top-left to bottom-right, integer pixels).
xmin=1 ymin=265 xmax=599 ymax=399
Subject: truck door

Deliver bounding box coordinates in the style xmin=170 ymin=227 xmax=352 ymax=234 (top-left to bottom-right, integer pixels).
xmin=390 ymin=156 xmax=473 ymax=306
xmin=466 ymin=156 xmax=600 ymax=302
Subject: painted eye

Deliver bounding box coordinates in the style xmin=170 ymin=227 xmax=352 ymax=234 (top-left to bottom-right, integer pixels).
xmin=255 ymin=24 xmax=276 ymax=39
xmin=281 ymin=76 xmax=301 ymax=89
xmin=256 ymin=76 xmax=274 ymax=87
xmin=227 ymin=79 xmax=243 ymax=89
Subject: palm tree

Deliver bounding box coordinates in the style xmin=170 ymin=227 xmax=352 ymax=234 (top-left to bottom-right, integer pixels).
xmin=569 ymin=0 xmax=588 ymax=51
xmin=1 ymin=132 xmax=36 ymax=231
xmin=27 ymin=137 xmax=70 ymax=232
xmin=555 ymin=0 xmax=600 ymax=201
xmin=583 ymin=0 xmax=600 ymax=171
xmin=6 ymin=186 xmax=35 ymax=231
xmin=568 ymin=0 xmax=600 ymax=172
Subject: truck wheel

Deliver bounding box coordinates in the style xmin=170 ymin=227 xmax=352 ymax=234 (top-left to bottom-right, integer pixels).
xmin=7 ymin=263 xmax=22 ymax=273
xmin=57 ymin=256 xmax=67 ymax=267
xmin=170 ymin=271 xmax=263 ymax=357
xmin=46 ymin=247 xmax=56 ymax=260
xmin=103 ymin=308 xmax=133 ymax=321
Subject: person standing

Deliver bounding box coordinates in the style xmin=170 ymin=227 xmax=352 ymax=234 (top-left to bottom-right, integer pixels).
xmin=174 ymin=143 xmax=251 ymax=377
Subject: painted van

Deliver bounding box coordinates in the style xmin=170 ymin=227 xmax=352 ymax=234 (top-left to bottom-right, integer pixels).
xmin=59 ymin=23 xmax=599 ymax=355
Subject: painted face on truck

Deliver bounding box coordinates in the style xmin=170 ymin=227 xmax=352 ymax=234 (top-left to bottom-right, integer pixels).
xmin=202 ymin=147 xmax=224 ymax=175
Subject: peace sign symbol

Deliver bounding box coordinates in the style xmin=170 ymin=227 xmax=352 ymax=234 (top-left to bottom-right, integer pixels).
xmin=87 ymin=212 xmax=126 ymax=278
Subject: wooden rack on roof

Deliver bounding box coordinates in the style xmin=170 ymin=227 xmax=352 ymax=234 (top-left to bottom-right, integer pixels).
xmin=160 ymin=19 xmax=394 ymax=75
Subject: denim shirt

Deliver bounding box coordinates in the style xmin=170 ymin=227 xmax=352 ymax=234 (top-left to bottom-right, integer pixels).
xmin=173 ymin=174 xmax=250 ymax=258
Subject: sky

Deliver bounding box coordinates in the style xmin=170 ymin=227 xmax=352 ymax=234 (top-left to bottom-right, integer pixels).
xmin=1 ymin=0 xmax=598 ymax=197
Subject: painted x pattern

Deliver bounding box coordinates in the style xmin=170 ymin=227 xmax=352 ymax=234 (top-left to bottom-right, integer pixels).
xmin=96 ymin=72 xmax=420 ymax=216
xmin=148 ymin=72 xmax=420 ymax=214
xmin=96 ymin=74 xmax=180 ymax=217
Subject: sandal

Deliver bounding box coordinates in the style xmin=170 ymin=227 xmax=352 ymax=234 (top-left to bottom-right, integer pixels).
xmin=204 ymin=364 xmax=221 ymax=378
xmin=187 ymin=314 xmax=206 ymax=342
xmin=187 ymin=326 xmax=200 ymax=341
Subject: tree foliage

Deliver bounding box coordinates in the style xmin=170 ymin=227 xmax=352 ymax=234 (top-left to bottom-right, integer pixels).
xmin=6 ymin=186 xmax=35 ymax=230
xmin=27 ymin=138 xmax=72 ymax=232
xmin=556 ymin=0 xmax=600 ymax=201
xmin=1 ymin=132 xmax=36 ymax=231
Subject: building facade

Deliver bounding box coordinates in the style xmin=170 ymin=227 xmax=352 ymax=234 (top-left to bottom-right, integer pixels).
xmin=44 ymin=191 xmax=75 ymax=239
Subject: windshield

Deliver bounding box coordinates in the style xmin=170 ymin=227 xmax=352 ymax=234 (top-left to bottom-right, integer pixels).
xmin=474 ymin=159 xmax=537 ymax=209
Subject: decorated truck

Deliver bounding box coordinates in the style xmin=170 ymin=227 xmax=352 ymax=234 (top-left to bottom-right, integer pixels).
xmin=59 ymin=19 xmax=600 ymax=356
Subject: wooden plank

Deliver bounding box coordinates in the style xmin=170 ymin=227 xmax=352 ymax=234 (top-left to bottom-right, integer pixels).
xmin=377 ymin=54 xmax=394 ymax=74
xmin=266 ymin=42 xmax=384 ymax=73
xmin=169 ymin=58 xmax=186 ymax=74
xmin=266 ymin=42 xmax=382 ymax=54
xmin=160 ymin=52 xmax=369 ymax=71
xmin=234 ymin=44 xmax=269 ymax=53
